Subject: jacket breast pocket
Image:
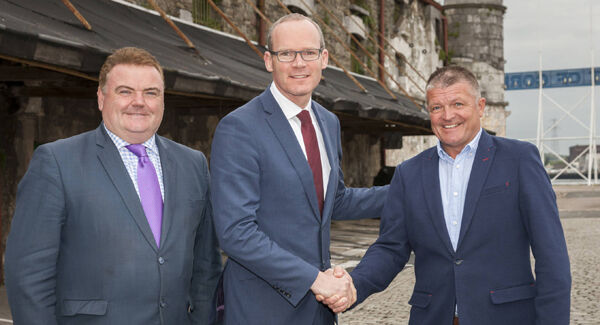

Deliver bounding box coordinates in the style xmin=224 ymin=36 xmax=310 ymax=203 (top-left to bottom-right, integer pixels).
xmin=490 ymin=283 xmax=536 ymax=304
xmin=408 ymin=291 xmax=432 ymax=309
xmin=61 ymin=299 xmax=108 ymax=316
xmin=480 ymin=182 xmax=510 ymax=197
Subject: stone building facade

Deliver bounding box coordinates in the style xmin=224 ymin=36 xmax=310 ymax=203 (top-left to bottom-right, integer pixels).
xmin=0 ymin=0 xmax=508 ymax=262
xmin=185 ymin=0 xmax=506 ymax=165
xmin=388 ymin=0 xmax=508 ymax=165
xmin=121 ymin=1 xmax=507 ymax=169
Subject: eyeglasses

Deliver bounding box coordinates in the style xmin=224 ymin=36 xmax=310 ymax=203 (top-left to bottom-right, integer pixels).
xmin=269 ymin=48 xmax=323 ymax=62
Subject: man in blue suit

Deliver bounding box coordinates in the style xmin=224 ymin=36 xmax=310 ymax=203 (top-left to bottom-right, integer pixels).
xmin=5 ymin=47 xmax=222 ymax=324
xmin=210 ymin=13 xmax=388 ymax=325
xmin=345 ymin=66 xmax=571 ymax=324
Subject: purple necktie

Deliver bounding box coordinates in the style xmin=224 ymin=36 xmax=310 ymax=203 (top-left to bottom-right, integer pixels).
xmin=126 ymin=144 xmax=163 ymax=247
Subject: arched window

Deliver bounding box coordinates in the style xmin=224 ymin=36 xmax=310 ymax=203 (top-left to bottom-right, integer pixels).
xmin=396 ymin=53 xmax=407 ymax=77
xmin=283 ymin=0 xmax=314 ymax=16
xmin=351 ymin=38 xmax=366 ymax=75
xmin=192 ymin=0 xmax=221 ymax=29
xmin=287 ymin=5 xmax=307 ymax=16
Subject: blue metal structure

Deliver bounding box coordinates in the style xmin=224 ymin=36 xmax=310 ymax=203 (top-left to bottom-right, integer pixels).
xmin=505 ymin=67 xmax=600 ymax=90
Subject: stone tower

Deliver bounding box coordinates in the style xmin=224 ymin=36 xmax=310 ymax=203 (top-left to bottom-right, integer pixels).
xmin=444 ymin=0 xmax=509 ymax=136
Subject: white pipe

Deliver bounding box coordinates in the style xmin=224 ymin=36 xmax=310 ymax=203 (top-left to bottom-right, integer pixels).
xmin=588 ymin=0 xmax=596 ymax=185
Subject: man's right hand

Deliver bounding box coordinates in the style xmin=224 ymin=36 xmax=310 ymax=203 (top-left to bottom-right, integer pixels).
xmin=311 ymin=266 xmax=356 ymax=313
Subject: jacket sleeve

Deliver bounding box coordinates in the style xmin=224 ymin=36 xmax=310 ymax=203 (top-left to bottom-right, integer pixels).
xmin=518 ymin=143 xmax=571 ymax=325
xmin=189 ymin=154 xmax=223 ymax=324
xmin=350 ymin=164 xmax=411 ymax=304
xmin=210 ymin=114 xmax=319 ymax=307
xmin=5 ymin=145 xmax=63 ymax=325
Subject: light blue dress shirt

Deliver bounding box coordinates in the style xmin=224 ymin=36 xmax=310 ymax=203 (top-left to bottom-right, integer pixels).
xmin=437 ymin=128 xmax=482 ymax=251
xmin=104 ymin=124 xmax=165 ymax=200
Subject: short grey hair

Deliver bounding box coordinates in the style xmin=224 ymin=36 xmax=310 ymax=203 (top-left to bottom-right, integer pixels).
xmin=266 ymin=13 xmax=325 ymax=51
xmin=426 ymin=65 xmax=481 ymax=101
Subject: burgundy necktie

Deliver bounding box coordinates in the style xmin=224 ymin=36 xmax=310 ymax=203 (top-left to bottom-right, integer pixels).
xmin=126 ymin=144 xmax=163 ymax=247
xmin=297 ymin=110 xmax=324 ymax=215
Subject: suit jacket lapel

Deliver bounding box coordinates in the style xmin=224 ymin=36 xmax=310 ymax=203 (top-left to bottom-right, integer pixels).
xmin=156 ymin=135 xmax=176 ymax=250
xmin=457 ymin=131 xmax=496 ymax=251
xmin=95 ymin=126 xmax=159 ymax=252
xmin=311 ymin=102 xmax=335 ymax=224
xmin=260 ymin=90 xmax=321 ymax=221
xmin=422 ymin=148 xmax=455 ymax=255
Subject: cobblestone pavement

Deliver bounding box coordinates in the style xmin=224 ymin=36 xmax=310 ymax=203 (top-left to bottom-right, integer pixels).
xmin=334 ymin=185 xmax=600 ymax=325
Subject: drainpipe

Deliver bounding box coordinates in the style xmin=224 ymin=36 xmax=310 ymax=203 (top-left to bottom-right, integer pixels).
xmin=378 ymin=0 xmax=385 ymax=80
xmin=258 ymin=0 xmax=266 ymax=47
xmin=0 ymin=172 xmax=3 ymax=284
xmin=442 ymin=15 xmax=448 ymax=65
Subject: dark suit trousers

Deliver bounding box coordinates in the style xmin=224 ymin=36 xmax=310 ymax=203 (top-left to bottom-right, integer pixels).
xmin=314 ymin=304 xmax=335 ymax=324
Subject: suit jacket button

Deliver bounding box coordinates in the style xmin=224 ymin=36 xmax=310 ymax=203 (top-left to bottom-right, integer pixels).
xmin=158 ymin=257 xmax=165 ymax=265
xmin=455 ymin=259 xmax=463 ymax=265
xmin=160 ymin=300 xmax=167 ymax=308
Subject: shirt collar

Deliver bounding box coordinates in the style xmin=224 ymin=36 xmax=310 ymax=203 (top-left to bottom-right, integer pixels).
xmin=269 ymin=82 xmax=312 ymax=120
xmin=103 ymin=123 xmax=158 ymax=155
xmin=436 ymin=128 xmax=483 ymax=161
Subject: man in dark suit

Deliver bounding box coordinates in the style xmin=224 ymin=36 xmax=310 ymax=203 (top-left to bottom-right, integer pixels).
xmin=5 ymin=47 xmax=222 ymax=324
xmin=210 ymin=13 xmax=388 ymax=325
xmin=344 ymin=66 xmax=571 ymax=324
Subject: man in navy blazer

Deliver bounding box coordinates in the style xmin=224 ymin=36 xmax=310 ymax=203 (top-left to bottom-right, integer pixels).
xmin=345 ymin=66 xmax=571 ymax=324
xmin=210 ymin=14 xmax=388 ymax=325
xmin=5 ymin=47 xmax=222 ymax=324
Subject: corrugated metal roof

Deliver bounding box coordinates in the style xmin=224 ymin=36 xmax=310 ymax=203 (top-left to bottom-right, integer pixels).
xmin=0 ymin=0 xmax=431 ymax=134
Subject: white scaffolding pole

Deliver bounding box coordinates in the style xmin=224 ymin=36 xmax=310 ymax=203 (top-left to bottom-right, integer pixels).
xmin=535 ymin=0 xmax=544 ymax=161
xmin=531 ymin=0 xmax=598 ymax=185
xmin=536 ymin=55 xmax=544 ymax=161
xmin=589 ymin=52 xmax=596 ymax=185
xmin=588 ymin=0 xmax=597 ymax=184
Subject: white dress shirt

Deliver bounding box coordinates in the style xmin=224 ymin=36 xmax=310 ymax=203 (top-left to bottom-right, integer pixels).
xmin=269 ymin=82 xmax=331 ymax=199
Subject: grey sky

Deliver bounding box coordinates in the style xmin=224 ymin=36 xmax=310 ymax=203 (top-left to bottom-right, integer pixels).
xmin=503 ymin=0 xmax=599 ymax=154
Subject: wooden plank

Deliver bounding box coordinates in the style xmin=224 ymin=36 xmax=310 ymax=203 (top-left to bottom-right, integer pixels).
xmin=0 ymin=67 xmax=68 ymax=81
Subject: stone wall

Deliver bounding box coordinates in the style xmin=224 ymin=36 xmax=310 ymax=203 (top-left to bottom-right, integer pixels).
xmin=386 ymin=0 xmax=442 ymax=100
xmin=341 ymin=132 xmax=382 ymax=187
xmin=385 ymin=135 xmax=437 ymax=166
xmin=219 ymin=0 xmax=260 ymax=41
xmin=445 ymin=0 xmax=505 ymax=70
xmin=127 ymin=0 xmax=192 ymax=16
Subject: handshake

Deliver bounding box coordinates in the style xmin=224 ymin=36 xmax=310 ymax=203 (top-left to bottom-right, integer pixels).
xmin=310 ymin=266 xmax=356 ymax=313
